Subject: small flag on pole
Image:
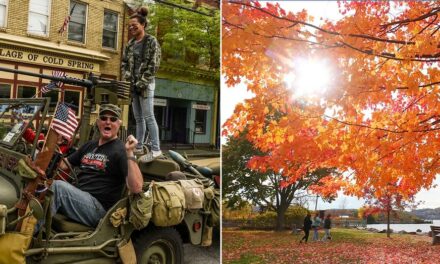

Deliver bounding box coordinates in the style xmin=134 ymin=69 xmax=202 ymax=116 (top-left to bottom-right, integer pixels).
xmin=58 ymin=15 xmax=71 ymax=35
xmin=50 ymin=103 xmax=78 ymax=141
xmin=53 ymin=70 xmax=66 ymax=88
xmin=41 ymin=82 xmax=57 ymax=94
xmin=41 ymin=71 xmax=66 ymax=94
xmin=59 ymin=4 xmax=76 ymax=35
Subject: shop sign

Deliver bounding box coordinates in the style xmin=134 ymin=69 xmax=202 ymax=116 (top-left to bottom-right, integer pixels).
xmin=192 ymin=103 xmax=210 ymax=110
xmin=0 ymin=47 xmax=99 ymax=71
xmin=154 ymin=98 xmax=167 ymax=106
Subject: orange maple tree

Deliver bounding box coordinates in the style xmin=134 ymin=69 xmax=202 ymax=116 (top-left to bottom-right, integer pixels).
xmin=222 ymin=1 xmax=440 ymax=202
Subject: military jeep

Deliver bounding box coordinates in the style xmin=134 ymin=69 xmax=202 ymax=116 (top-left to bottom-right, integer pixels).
xmin=0 ymin=97 xmax=218 ymax=262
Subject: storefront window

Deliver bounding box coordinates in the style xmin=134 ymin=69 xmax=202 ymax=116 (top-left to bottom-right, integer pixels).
xmin=195 ymin=108 xmax=207 ymax=134
xmin=68 ymin=1 xmax=87 ymax=43
xmin=0 ymin=0 xmax=8 ymax=28
xmin=0 ymin=84 xmax=11 ymax=98
xmin=103 ymin=10 xmax=118 ymax=49
xmin=43 ymin=90 xmax=58 ymax=113
xmin=28 ymin=0 xmax=51 ymax=36
xmin=17 ymin=86 xmax=36 ymax=98
xmin=64 ymin=90 xmax=80 ymax=116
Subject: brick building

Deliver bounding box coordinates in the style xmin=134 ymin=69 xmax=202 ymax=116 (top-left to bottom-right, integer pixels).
xmin=0 ymin=0 xmax=128 ymax=127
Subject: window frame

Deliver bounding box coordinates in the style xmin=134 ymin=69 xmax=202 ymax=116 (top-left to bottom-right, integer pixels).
xmin=0 ymin=0 xmax=8 ymax=28
xmin=27 ymin=0 xmax=51 ymax=37
xmin=102 ymin=9 xmax=119 ymax=50
xmin=68 ymin=0 xmax=88 ymax=44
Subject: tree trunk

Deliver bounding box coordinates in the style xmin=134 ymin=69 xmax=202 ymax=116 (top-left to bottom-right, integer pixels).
xmin=386 ymin=206 xmax=391 ymax=238
xmin=275 ymin=205 xmax=288 ymax=232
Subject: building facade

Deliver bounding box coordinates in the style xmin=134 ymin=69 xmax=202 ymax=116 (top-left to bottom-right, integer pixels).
xmin=0 ymin=0 xmax=129 ymax=128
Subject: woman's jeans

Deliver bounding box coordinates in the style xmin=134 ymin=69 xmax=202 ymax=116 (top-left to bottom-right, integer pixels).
xmin=313 ymin=226 xmax=319 ymax=241
xmin=132 ymin=80 xmax=160 ymax=151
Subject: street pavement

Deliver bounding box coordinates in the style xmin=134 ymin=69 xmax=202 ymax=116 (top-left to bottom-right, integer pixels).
xmin=184 ymin=227 xmax=220 ymax=264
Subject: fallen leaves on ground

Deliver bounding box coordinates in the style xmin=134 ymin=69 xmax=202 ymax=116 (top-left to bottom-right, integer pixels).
xmin=222 ymin=228 xmax=439 ymax=264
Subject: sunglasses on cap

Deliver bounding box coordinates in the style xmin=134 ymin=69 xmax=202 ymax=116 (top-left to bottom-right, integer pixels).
xmin=99 ymin=115 xmax=118 ymax=122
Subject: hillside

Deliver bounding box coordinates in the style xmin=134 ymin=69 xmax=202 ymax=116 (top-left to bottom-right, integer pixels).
xmin=411 ymin=208 xmax=440 ymax=220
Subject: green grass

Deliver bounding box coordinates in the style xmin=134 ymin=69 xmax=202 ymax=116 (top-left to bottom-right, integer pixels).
xmin=229 ymin=253 xmax=264 ymax=264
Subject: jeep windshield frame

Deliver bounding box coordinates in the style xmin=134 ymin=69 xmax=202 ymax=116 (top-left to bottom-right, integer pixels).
xmin=0 ymin=98 xmax=50 ymax=157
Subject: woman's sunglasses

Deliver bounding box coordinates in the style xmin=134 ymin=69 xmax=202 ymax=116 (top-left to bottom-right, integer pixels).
xmin=99 ymin=115 xmax=118 ymax=122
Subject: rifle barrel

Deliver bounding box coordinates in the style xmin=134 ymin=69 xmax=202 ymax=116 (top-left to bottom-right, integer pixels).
xmin=0 ymin=66 xmax=94 ymax=88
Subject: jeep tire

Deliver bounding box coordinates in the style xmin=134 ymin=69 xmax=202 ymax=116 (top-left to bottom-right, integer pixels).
xmin=133 ymin=226 xmax=183 ymax=264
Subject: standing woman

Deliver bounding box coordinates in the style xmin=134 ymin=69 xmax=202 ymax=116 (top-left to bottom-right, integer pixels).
xmin=311 ymin=212 xmax=322 ymax=241
xmin=121 ymin=7 xmax=162 ymax=161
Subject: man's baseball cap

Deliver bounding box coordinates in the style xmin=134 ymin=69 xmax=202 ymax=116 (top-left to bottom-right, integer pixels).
xmin=99 ymin=104 xmax=122 ymax=119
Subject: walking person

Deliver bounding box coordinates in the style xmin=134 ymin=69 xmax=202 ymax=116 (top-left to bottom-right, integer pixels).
xmin=299 ymin=213 xmax=312 ymax=244
xmin=312 ymin=212 xmax=322 ymax=241
xmin=121 ymin=7 xmax=162 ymax=162
xmin=322 ymin=214 xmax=332 ymax=241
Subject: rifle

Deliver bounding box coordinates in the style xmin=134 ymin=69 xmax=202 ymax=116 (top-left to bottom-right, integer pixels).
xmin=14 ymin=128 xmax=60 ymax=231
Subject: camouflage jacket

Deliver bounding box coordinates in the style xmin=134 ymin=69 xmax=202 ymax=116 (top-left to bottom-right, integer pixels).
xmin=121 ymin=34 xmax=161 ymax=86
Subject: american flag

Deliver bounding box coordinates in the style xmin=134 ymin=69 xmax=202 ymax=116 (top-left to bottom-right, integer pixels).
xmin=58 ymin=15 xmax=71 ymax=35
xmin=50 ymin=103 xmax=78 ymax=141
xmin=59 ymin=4 xmax=76 ymax=35
xmin=41 ymin=71 xmax=66 ymax=94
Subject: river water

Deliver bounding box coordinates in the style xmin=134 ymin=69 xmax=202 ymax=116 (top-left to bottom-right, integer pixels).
xmin=367 ymin=219 xmax=440 ymax=233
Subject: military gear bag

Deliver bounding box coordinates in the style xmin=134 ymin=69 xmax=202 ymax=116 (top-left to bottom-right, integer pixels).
xmin=0 ymin=213 xmax=36 ymax=264
xmin=178 ymin=179 xmax=204 ymax=210
xmin=151 ymin=181 xmax=185 ymax=226
xmin=203 ymin=187 xmax=220 ymax=227
xmin=129 ymin=186 xmax=153 ymax=230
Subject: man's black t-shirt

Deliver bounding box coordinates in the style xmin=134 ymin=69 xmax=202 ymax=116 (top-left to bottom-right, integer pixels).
xmin=68 ymin=139 xmax=128 ymax=210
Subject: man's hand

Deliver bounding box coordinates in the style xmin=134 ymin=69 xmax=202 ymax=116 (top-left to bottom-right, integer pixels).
xmin=125 ymin=135 xmax=143 ymax=193
xmin=125 ymin=135 xmax=138 ymax=155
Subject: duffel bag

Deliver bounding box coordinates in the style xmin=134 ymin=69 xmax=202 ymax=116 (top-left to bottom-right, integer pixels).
xmin=178 ymin=179 xmax=204 ymax=210
xmin=151 ymin=181 xmax=185 ymax=226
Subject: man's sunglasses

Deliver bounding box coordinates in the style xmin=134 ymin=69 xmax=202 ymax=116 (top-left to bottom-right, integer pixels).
xmin=99 ymin=115 xmax=118 ymax=122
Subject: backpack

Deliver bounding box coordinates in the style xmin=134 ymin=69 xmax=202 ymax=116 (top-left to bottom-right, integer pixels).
xmin=178 ymin=179 xmax=205 ymax=210
xmin=151 ymin=181 xmax=185 ymax=226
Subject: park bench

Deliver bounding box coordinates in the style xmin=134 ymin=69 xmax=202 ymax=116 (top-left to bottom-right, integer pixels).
xmin=430 ymin=226 xmax=440 ymax=245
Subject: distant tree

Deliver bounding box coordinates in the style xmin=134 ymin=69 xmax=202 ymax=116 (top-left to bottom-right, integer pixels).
xmin=147 ymin=1 xmax=220 ymax=70
xmin=223 ymin=130 xmax=338 ymax=231
xmin=363 ymin=184 xmax=418 ymax=238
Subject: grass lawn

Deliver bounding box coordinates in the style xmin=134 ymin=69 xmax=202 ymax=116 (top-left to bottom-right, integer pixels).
xmin=222 ymin=228 xmax=439 ymax=264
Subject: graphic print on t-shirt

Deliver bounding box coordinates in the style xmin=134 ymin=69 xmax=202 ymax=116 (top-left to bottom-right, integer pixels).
xmin=80 ymin=152 xmax=108 ymax=171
